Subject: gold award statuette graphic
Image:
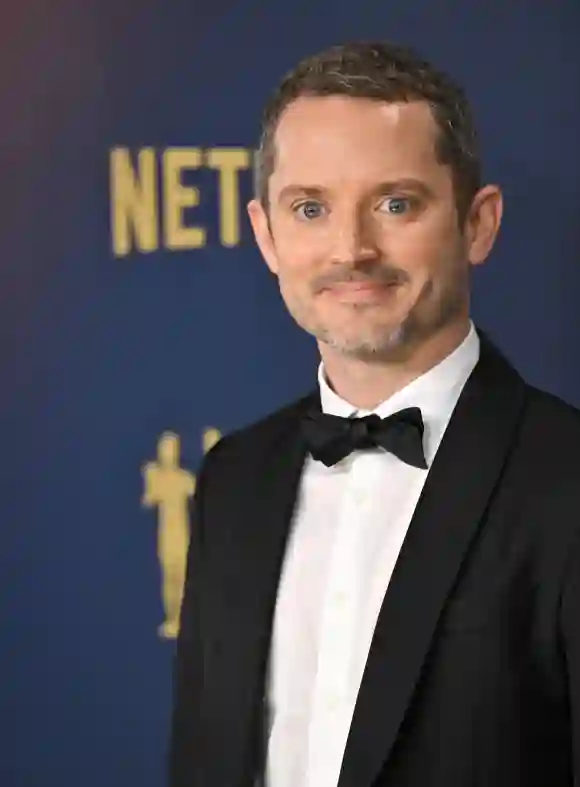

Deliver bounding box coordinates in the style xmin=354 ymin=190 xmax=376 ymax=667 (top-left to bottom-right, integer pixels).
xmin=142 ymin=428 xmax=221 ymax=639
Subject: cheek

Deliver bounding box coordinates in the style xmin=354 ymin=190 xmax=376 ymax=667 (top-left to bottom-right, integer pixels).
xmin=272 ymin=211 xmax=330 ymax=257
xmin=278 ymin=223 xmax=317 ymax=252
xmin=273 ymin=236 xmax=322 ymax=287
xmin=382 ymin=215 xmax=460 ymax=271
xmin=275 ymin=257 xmax=312 ymax=306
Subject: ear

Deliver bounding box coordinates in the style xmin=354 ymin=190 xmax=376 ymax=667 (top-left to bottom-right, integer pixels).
xmin=247 ymin=199 xmax=279 ymax=275
xmin=465 ymin=185 xmax=504 ymax=266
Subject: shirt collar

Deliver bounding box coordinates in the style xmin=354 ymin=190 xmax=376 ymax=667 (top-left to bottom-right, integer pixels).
xmin=317 ymin=322 xmax=480 ymax=462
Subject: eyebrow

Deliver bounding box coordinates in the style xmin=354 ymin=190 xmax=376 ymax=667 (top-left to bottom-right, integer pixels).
xmin=277 ymin=179 xmax=434 ymax=203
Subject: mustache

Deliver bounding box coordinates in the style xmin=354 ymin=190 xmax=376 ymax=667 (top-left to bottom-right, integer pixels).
xmin=312 ymin=261 xmax=409 ymax=293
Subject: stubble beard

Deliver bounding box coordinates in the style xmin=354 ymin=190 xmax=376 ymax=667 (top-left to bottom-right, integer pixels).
xmin=286 ymin=274 xmax=468 ymax=364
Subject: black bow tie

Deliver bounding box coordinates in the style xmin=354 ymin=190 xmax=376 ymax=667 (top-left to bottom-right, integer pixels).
xmin=301 ymin=406 xmax=428 ymax=469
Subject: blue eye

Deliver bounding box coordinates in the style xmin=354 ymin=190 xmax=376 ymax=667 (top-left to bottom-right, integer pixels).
xmin=294 ymin=201 xmax=325 ymax=220
xmin=381 ymin=197 xmax=411 ymax=214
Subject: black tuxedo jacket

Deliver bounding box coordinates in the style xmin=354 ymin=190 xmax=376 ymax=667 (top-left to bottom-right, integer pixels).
xmin=169 ymin=333 xmax=580 ymax=787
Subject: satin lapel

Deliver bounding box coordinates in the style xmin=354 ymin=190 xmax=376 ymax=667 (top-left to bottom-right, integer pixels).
xmin=201 ymin=394 xmax=315 ymax=787
xmin=338 ymin=336 xmax=528 ymax=787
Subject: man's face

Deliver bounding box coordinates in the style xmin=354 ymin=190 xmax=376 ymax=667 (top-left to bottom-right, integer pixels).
xmin=248 ymin=95 xmax=498 ymax=362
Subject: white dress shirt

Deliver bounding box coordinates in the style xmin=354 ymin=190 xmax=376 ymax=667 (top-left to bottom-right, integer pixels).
xmin=265 ymin=323 xmax=480 ymax=787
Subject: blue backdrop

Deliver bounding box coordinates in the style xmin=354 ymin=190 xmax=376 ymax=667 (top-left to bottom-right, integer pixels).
xmin=2 ymin=2 xmax=579 ymax=785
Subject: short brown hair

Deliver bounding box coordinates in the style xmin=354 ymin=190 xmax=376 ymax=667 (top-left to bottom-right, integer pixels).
xmin=254 ymin=40 xmax=481 ymax=222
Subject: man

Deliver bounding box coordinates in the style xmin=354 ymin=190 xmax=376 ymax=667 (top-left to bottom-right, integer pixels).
xmin=169 ymin=41 xmax=580 ymax=787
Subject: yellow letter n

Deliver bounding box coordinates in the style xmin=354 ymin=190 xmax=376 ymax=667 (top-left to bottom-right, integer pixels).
xmin=110 ymin=147 xmax=159 ymax=257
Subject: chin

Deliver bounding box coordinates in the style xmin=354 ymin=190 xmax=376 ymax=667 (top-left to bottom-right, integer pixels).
xmin=292 ymin=300 xmax=412 ymax=352
xmin=321 ymin=323 xmax=409 ymax=358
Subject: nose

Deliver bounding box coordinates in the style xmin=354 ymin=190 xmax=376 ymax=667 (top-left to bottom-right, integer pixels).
xmin=327 ymin=208 xmax=379 ymax=265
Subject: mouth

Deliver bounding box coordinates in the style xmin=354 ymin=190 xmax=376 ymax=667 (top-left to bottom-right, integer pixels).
xmin=324 ymin=280 xmax=400 ymax=301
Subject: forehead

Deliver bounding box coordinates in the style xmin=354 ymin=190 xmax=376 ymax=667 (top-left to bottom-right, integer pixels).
xmin=269 ymin=96 xmax=448 ymax=193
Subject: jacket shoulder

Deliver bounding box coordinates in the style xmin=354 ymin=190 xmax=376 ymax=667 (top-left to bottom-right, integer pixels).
xmin=516 ymin=384 xmax=580 ymax=501
xmin=524 ymin=384 xmax=580 ymax=435
xmin=200 ymin=390 xmax=316 ymax=473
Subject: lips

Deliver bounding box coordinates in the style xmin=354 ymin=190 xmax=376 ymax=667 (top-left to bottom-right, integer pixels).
xmin=329 ymin=280 xmax=396 ymax=293
xmin=332 ymin=281 xmax=386 ymax=291
xmin=324 ymin=280 xmax=397 ymax=303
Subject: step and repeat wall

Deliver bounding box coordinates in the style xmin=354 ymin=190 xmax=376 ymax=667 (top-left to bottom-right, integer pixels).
xmin=2 ymin=1 xmax=579 ymax=785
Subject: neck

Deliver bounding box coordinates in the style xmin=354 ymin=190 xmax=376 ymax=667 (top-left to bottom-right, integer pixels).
xmin=319 ymin=318 xmax=471 ymax=411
